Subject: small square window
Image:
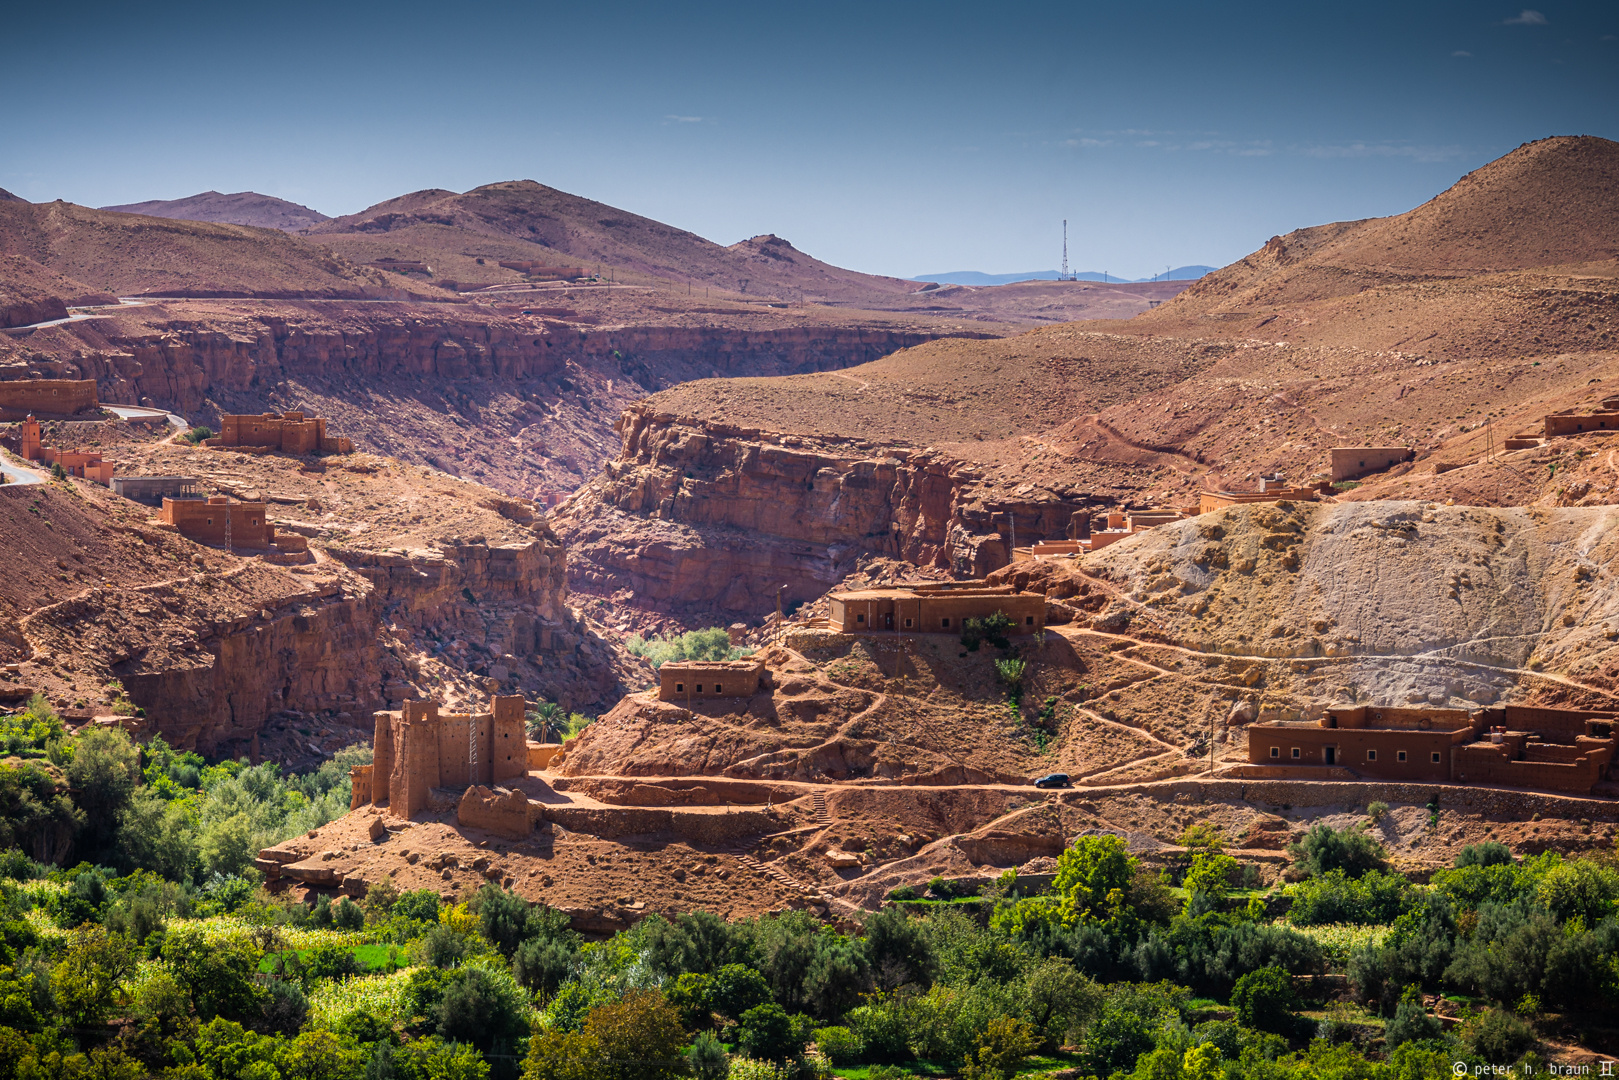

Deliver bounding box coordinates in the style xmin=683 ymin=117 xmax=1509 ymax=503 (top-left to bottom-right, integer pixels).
xmin=904 ymin=618 xmax=913 ymax=628
xmin=1367 ymin=749 xmax=1377 ymax=761
xmin=675 ymin=683 xmax=684 ymax=693
xmin=1026 ymin=616 xmax=1035 ymax=625
xmin=1397 ymin=750 xmax=1407 ymax=762
xmin=1432 ymin=752 xmax=1442 ymax=763
xmin=1269 ymin=747 xmax=1280 ymax=759
xmin=856 ymin=613 xmax=865 ymax=623
xmin=1291 ymin=748 xmax=1301 ymax=759
xmin=695 ymin=684 xmax=703 ymax=693
xmin=941 ymin=618 xmax=951 ymax=628
xmin=715 ymin=684 xmax=723 ymax=695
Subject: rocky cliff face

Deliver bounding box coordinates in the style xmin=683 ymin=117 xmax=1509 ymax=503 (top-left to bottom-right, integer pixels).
xmin=18 ymin=530 xmax=595 ymax=754
xmin=1082 ymin=498 xmax=1619 ymax=714
xmin=5 ymin=302 xmax=977 ymax=499
xmin=554 ymin=405 xmax=1092 ymax=619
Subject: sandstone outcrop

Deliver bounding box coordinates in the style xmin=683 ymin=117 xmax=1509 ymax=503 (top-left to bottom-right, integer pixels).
xmin=555 ymin=406 xmax=1093 ymax=617
xmin=1085 ymin=499 xmax=1619 ymax=712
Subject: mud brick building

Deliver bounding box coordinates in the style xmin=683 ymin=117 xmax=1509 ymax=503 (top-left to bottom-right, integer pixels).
xmin=158 ymin=495 xmax=287 ymax=549
xmin=19 ymin=417 xmax=114 ymax=483
xmin=355 ymin=696 xmax=528 ymax=817
xmin=1199 ymin=483 xmax=1319 ymax=515
xmin=210 ymin=411 xmax=353 ymax=454
xmin=657 ymin=659 xmax=765 ymax=702
xmin=827 ymin=581 xmax=1046 ymax=635
xmin=1247 ymin=704 xmax=1617 ymax=794
xmin=1330 ymin=447 xmax=1413 ymax=482
xmin=112 ymin=476 xmax=202 ymax=504
xmin=0 ymin=379 xmax=98 ymax=421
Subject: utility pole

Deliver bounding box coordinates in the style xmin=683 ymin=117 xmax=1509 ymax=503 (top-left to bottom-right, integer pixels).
xmin=1061 ymin=220 xmax=1069 ymax=282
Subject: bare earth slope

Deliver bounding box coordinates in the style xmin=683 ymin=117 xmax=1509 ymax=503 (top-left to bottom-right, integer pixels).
xmin=556 ymin=136 xmax=1619 ymax=624
xmin=0 ymin=199 xmax=410 ymax=299
xmin=0 ymin=253 xmax=116 ymax=327
xmin=100 ymin=191 xmax=333 ymax=233
xmin=310 ymin=181 xmax=924 ymax=306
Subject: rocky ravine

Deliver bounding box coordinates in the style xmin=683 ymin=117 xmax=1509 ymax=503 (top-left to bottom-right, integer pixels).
xmin=2 ymin=433 xmax=639 ymax=759
xmin=2 ymin=297 xmax=992 ymax=499
xmin=554 ymin=404 xmax=1095 ymax=621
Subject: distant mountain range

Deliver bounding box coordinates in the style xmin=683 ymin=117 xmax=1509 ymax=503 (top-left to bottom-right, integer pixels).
xmin=911 ymin=266 xmax=1216 ymax=286
xmin=101 ymin=190 xmax=332 ymax=233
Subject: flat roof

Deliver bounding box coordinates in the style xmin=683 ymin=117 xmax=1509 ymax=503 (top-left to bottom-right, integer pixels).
xmin=660 ymin=659 xmax=762 ymax=671
xmin=831 ymin=587 xmax=1028 ymax=601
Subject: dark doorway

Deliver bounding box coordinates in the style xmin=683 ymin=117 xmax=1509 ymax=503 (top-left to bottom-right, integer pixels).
xmin=1324 ymin=746 xmax=1336 ymax=765
xmin=885 ymin=613 xmax=894 ymax=629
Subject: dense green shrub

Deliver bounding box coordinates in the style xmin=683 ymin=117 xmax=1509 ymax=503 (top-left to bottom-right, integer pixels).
xmin=1230 ymin=966 xmax=1294 ymax=1033
xmin=1286 ymin=823 xmax=1388 ymax=878
xmin=625 ymin=628 xmax=752 ymax=669
xmin=1287 ymin=868 xmax=1413 ymax=926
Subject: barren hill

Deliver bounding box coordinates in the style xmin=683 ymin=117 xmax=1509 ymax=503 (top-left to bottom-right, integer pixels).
xmin=555 ymin=136 xmax=1619 ymax=622
xmin=310 ymin=181 xmax=925 ymax=305
xmin=1156 ymin=135 xmax=1619 ymax=318
xmin=0 ymin=199 xmax=410 ymax=299
xmin=100 ymin=190 xmax=333 ymax=233
xmin=0 ymin=253 xmax=116 ymax=328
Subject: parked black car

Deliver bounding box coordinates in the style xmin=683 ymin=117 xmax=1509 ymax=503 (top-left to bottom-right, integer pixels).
xmin=1033 ymin=772 xmax=1071 ymax=789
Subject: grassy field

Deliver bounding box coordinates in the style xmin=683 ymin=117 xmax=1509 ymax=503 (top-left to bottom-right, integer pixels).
xmin=258 ymin=943 xmax=405 ymax=973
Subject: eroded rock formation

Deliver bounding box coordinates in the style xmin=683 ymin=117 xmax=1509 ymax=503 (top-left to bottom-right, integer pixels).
xmin=554 ymin=405 xmax=1091 ymax=618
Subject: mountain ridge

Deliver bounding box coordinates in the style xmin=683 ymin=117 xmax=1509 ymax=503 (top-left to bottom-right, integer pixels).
xmin=100 ymin=190 xmax=332 ymax=233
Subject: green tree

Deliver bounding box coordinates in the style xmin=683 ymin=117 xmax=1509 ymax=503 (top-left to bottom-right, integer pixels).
xmin=1183 ymin=852 xmax=1238 ymax=900
xmin=523 ymin=990 xmax=685 ymax=1080
xmin=53 ymin=924 xmax=135 ymax=1028
xmin=476 ymin=884 xmax=531 ymax=958
xmin=115 ymin=789 xmax=198 ymax=880
xmin=1534 ymin=859 xmax=1619 ymax=923
xmin=683 ymin=1030 xmax=729 ymax=1080
xmin=1021 ymin=957 xmax=1100 ymax=1051
xmin=65 ymin=726 xmax=140 ymax=859
xmin=1287 ymin=823 xmax=1387 ymax=879
xmin=1053 ymin=835 xmax=1138 ymax=926
xmin=163 ymin=924 xmax=266 ymax=1022
xmin=736 ymin=1003 xmax=799 ymax=1065
xmin=199 ymin=812 xmax=267 ymax=878
xmin=1230 ymin=966 xmax=1294 ymax=1034
xmin=434 ymin=967 xmax=529 ymax=1052
xmin=960 ymin=1016 xmax=1039 ymax=1080
xmin=279 ymin=1030 xmax=365 ymax=1080
xmin=1455 ymin=842 xmax=1514 ymax=869
xmin=705 ymin=963 xmax=770 ymax=1021
xmin=0 ymin=966 xmax=41 ymax=1031
xmin=396 ymin=1037 xmax=490 ymax=1080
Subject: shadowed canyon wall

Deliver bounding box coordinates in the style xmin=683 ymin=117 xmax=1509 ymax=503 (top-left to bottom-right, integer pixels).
xmin=555 ymin=405 xmax=1091 ymax=617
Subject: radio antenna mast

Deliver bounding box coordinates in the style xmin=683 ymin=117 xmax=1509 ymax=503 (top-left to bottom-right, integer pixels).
xmin=1061 ymin=220 xmax=1069 ymax=282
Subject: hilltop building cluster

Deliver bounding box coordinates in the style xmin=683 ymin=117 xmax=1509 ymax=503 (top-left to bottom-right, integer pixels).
xmin=1246 ymin=704 xmax=1616 ymax=795
xmin=18 ymin=417 xmax=113 ymax=483
xmin=205 ymin=411 xmax=352 ymax=455
xmin=826 ymin=580 xmax=1046 ymax=635
xmin=352 ymin=697 xmax=529 ymax=817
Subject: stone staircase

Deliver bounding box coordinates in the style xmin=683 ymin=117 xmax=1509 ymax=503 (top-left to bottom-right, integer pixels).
xmin=812 ymin=790 xmax=829 ymax=824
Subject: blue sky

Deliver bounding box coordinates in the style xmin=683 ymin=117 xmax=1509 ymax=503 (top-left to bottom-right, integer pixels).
xmin=3 ymin=1 xmax=1615 ymax=279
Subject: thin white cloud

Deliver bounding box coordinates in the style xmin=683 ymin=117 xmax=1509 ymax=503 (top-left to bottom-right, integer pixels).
xmin=663 ymin=115 xmax=705 ymax=124
xmin=1504 ymin=9 xmax=1547 ymax=25
xmin=1452 ymin=49 xmax=1472 ymax=56
xmin=1300 ymin=141 xmax=1467 ymax=163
